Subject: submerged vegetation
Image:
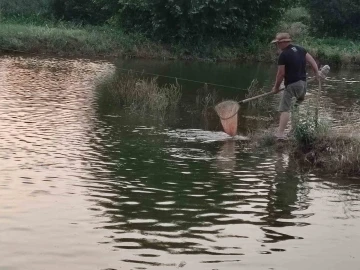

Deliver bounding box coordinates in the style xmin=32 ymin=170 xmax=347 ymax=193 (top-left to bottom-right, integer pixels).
xmin=96 ymin=72 xmax=182 ymax=116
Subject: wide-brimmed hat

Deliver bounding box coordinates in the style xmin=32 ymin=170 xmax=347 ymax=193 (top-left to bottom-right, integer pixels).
xmin=270 ymin=33 xmax=292 ymax=44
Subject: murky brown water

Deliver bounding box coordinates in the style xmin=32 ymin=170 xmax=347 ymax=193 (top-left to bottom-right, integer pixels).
xmin=0 ymin=55 xmax=360 ymax=270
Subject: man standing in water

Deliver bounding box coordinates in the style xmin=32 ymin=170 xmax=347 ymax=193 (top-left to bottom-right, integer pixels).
xmin=271 ymin=32 xmax=320 ymax=140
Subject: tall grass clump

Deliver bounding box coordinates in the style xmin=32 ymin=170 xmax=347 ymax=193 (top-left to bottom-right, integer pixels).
xmin=301 ymin=135 xmax=360 ymax=175
xmin=292 ymin=107 xmax=360 ymax=175
xmin=289 ymin=110 xmax=360 ymax=175
xmin=97 ymin=72 xmax=182 ymax=115
xmin=291 ymin=104 xmax=330 ymax=147
xmin=195 ymin=84 xmax=218 ymax=117
xmin=245 ymin=79 xmax=275 ymax=109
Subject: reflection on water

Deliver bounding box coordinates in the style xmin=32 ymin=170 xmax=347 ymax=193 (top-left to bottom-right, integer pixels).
xmin=214 ymin=140 xmax=237 ymax=172
xmin=0 ymin=55 xmax=360 ymax=270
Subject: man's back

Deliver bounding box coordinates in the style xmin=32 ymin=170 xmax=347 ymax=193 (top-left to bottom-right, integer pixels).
xmin=278 ymin=44 xmax=307 ymax=86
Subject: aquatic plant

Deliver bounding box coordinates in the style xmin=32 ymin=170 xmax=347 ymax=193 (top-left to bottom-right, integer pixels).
xmin=245 ymin=79 xmax=275 ymax=110
xmin=195 ymin=84 xmax=218 ymax=117
xmin=97 ymin=71 xmax=182 ymax=115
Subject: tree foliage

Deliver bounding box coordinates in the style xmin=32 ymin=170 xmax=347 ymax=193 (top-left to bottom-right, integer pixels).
xmin=306 ymin=0 xmax=360 ymax=38
xmin=50 ymin=0 xmax=290 ymax=43
xmin=0 ymin=0 xmax=53 ymax=16
xmin=114 ymin=0 xmax=290 ymax=43
xmin=52 ymin=0 xmax=112 ymax=24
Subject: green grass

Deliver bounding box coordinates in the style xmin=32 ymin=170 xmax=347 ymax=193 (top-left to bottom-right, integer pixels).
xmin=0 ymin=11 xmax=272 ymax=61
xmin=0 ymin=17 xmax=171 ymax=59
xmin=0 ymin=17 xmax=252 ymax=60
xmin=301 ymin=37 xmax=360 ymax=66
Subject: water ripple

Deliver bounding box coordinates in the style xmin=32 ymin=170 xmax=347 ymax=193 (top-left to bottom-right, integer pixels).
xmin=1 ymin=56 xmax=360 ymax=270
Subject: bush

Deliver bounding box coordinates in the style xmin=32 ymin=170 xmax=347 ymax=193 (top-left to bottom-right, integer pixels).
xmin=283 ymin=7 xmax=310 ymax=24
xmin=22 ymin=0 xmax=291 ymax=44
xmin=52 ymin=0 xmax=113 ymax=24
xmin=305 ymin=0 xmax=360 ymax=38
xmin=0 ymin=0 xmax=53 ymax=17
xmin=292 ymin=105 xmax=329 ymax=147
xmin=113 ymin=0 xmax=291 ymax=43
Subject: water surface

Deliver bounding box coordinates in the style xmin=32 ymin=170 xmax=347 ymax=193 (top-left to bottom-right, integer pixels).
xmin=0 ymin=55 xmax=360 ymax=270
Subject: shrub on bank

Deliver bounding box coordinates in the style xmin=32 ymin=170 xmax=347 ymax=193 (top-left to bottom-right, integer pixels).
xmin=0 ymin=0 xmax=53 ymax=17
xmin=305 ymin=0 xmax=360 ymax=39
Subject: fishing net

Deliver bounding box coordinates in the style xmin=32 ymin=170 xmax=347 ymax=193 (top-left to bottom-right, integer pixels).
xmin=214 ymin=65 xmax=331 ymax=136
xmin=214 ymin=100 xmax=240 ymax=137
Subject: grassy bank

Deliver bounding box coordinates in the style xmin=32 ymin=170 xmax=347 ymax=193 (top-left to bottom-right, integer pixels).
xmin=0 ymin=16 xmax=249 ymax=60
xmin=0 ymin=18 xmax=172 ymax=59
xmin=248 ymin=103 xmax=360 ymax=176
xmin=252 ymin=129 xmax=360 ymax=176
xmin=1 ymin=12 xmax=360 ymax=66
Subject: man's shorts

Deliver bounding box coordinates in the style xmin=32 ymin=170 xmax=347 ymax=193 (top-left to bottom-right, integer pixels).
xmin=278 ymin=80 xmax=307 ymax=112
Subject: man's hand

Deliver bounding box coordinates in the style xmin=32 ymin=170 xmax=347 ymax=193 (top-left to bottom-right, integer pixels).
xmin=272 ymin=86 xmax=280 ymax=94
xmin=273 ymin=65 xmax=285 ymax=94
xmin=315 ymin=70 xmax=323 ymax=81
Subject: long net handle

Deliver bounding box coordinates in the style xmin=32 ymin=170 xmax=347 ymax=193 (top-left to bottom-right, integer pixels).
xmin=315 ymin=78 xmax=321 ymax=127
xmin=240 ymin=67 xmax=329 ymax=105
xmin=239 ymin=85 xmax=285 ymax=104
xmin=239 ymin=91 xmax=275 ymax=104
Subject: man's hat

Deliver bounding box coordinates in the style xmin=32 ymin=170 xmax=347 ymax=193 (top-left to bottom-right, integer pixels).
xmin=271 ymin=32 xmax=292 ymax=44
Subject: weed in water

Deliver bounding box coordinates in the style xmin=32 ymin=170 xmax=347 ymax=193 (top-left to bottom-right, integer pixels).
xmin=245 ymin=80 xmax=268 ymax=109
xmin=195 ymin=84 xmax=218 ymax=117
xmin=97 ymin=72 xmax=182 ymax=117
xmin=291 ymin=103 xmax=330 ymax=147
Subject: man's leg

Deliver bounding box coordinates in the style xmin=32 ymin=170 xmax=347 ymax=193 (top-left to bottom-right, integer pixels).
xmin=290 ymin=81 xmax=307 ymax=132
xmin=277 ymin=111 xmax=290 ymax=137
xmin=277 ymin=88 xmax=292 ymax=138
xmin=290 ymin=104 xmax=300 ymax=132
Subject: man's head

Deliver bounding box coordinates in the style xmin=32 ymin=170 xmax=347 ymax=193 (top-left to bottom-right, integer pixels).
xmin=271 ymin=33 xmax=292 ymax=50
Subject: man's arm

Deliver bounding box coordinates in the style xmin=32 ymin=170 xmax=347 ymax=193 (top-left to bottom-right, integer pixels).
xmin=272 ymin=65 xmax=285 ymax=93
xmin=306 ymin=52 xmax=320 ymax=78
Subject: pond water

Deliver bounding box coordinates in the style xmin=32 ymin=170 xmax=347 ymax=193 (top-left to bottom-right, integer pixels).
xmin=0 ymin=55 xmax=360 ymax=270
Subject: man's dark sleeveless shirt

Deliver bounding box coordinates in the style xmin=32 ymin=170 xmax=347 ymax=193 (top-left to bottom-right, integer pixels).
xmin=278 ymin=44 xmax=307 ymax=86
